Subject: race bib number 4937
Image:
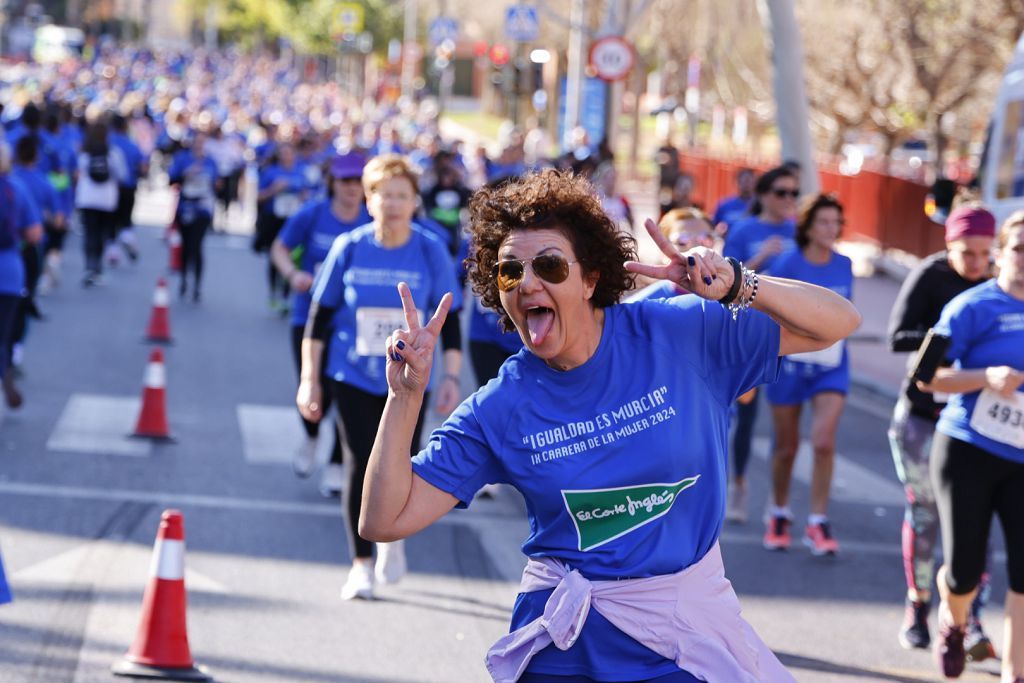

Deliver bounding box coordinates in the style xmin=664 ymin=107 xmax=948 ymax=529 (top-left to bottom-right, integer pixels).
xmin=562 ymin=476 xmax=699 ymax=552
xmin=970 ymin=390 xmax=1024 ymax=449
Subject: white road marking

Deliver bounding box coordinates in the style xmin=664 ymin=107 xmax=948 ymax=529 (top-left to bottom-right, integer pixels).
xmin=0 ymin=480 xmax=339 ymax=516
xmin=237 ymin=404 xmax=307 ymax=465
xmin=11 ymin=541 xmax=229 ymax=593
xmin=46 ymin=394 xmax=151 ymax=457
xmin=751 ymin=436 xmax=904 ymax=506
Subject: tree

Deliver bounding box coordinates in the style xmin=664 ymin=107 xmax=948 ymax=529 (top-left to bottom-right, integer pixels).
xmin=801 ymin=0 xmax=1024 ymax=174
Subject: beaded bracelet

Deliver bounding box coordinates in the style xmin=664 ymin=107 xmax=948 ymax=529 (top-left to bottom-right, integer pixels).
xmin=724 ymin=265 xmax=759 ymax=321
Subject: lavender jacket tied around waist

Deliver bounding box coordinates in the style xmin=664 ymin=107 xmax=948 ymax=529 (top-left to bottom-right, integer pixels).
xmin=485 ymin=543 xmax=795 ymax=683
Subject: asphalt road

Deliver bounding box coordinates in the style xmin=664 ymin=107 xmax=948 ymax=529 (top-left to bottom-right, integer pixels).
xmin=0 ymin=185 xmax=1009 ymax=682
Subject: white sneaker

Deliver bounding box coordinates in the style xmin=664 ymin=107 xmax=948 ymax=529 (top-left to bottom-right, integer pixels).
xmin=375 ymin=540 xmax=407 ymax=585
xmin=340 ymin=561 xmax=375 ymax=600
xmin=318 ymin=463 xmax=344 ymax=497
xmin=725 ymin=483 xmax=748 ymax=524
xmin=292 ymin=437 xmax=318 ymax=478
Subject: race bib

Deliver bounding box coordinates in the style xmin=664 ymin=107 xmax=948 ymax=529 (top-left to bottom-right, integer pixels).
xmin=356 ymin=307 xmax=411 ymax=356
xmin=274 ymin=193 xmax=301 ymax=218
xmin=970 ymin=390 xmax=1024 ymax=449
xmin=182 ymin=171 xmax=209 ymax=199
xmin=789 ymin=341 xmax=844 ymax=369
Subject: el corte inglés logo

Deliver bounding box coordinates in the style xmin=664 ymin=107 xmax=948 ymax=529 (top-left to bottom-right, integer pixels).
xmin=562 ymin=476 xmax=700 ymax=551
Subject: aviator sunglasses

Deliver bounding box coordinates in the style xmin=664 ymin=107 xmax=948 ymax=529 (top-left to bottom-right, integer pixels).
xmin=771 ymin=187 xmax=800 ymax=199
xmin=492 ymin=254 xmax=577 ymax=292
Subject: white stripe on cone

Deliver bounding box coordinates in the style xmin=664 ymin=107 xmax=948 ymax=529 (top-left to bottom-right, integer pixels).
xmin=149 ymin=538 xmax=185 ymax=580
xmin=144 ymin=362 xmax=166 ymax=389
xmin=154 ymin=285 xmax=170 ymax=307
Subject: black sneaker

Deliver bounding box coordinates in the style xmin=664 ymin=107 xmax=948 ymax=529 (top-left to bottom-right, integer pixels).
xmin=898 ymin=599 xmax=930 ymax=650
xmin=934 ymin=609 xmax=967 ymax=679
xmin=965 ymin=616 xmax=996 ymax=663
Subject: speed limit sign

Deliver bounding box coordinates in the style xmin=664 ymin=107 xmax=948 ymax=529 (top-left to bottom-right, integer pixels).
xmin=589 ymin=36 xmax=635 ymax=82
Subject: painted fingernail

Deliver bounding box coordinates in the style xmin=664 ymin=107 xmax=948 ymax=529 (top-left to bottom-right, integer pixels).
xmin=687 ymin=256 xmax=696 ymax=266
xmin=391 ymin=352 xmax=403 ymax=362
xmin=712 ymin=274 xmax=718 ymax=280
xmin=396 ymin=340 xmax=405 ymax=350
xmin=703 ymin=276 xmax=712 ymax=285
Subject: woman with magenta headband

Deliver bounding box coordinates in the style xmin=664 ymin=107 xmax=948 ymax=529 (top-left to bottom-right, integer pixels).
xmin=357 ymin=171 xmax=860 ymax=682
xmin=919 ymin=212 xmax=1024 ymax=682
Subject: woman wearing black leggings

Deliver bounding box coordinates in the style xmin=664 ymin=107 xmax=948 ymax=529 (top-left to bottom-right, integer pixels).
xmin=921 ymin=212 xmax=1024 ymax=681
xmin=167 ymin=131 xmax=219 ymax=301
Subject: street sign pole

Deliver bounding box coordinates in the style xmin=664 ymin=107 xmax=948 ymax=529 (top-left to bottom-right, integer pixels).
xmin=564 ymin=0 xmax=586 ymax=149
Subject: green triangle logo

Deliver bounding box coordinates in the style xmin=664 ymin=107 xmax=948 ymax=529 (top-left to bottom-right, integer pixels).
xmin=561 ymin=476 xmax=700 ymax=551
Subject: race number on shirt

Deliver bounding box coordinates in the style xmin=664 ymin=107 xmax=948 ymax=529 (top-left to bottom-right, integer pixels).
xmin=788 ymin=340 xmax=843 ymax=369
xmin=356 ymin=307 xmax=418 ymax=356
xmin=182 ymin=172 xmax=208 ymax=199
xmin=274 ymin=193 xmax=301 ymax=218
xmin=970 ymin=389 xmax=1024 ymax=449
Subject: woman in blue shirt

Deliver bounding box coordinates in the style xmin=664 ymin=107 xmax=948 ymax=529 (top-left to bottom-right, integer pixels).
xmin=167 ymin=131 xmax=219 ymax=301
xmin=763 ymin=194 xmax=854 ymax=556
xmin=350 ymin=170 xmax=860 ymax=681
xmin=271 ymin=153 xmax=371 ymax=488
xmin=920 ymin=213 xmax=1024 ymax=681
xmin=256 ymin=141 xmax=309 ymax=312
xmin=0 ymin=143 xmax=43 ymax=410
xmin=297 ymin=155 xmax=463 ymax=601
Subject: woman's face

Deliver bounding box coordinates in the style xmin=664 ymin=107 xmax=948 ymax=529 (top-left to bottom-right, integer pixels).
xmin=367 ymin=176 xmax=417 ymax=228
xmin=761 ymin=176 xmax=799 ymax=222
xmin=278 ymin=144 xmax=295 ymax=167
xmin=997 ymin=225 xmax=1024 ymax=291
xmin=497 ymin=228 xmax=599 ymax=365
xmin=806 ymin=206 xmax=842 ymax=252
xmin=667 ymin=218 xmax=716 ymax=254
xmin=333 ymin=175 xmax=364 ymax=206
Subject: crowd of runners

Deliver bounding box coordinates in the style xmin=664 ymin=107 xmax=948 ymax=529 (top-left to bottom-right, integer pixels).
xmin=1 ymin=42 xmax=1023 ymax=683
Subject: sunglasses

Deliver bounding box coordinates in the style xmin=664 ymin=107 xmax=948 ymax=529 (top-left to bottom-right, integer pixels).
xmin=771 ymin=188 xmax=799 ymax=199
xmin=492 ymin=254 xmax=577 ymax=292
xmin=672 ymin=232 xmax=713 ymax=247
xmin=335 ymin=176 xmax=362 ymax=184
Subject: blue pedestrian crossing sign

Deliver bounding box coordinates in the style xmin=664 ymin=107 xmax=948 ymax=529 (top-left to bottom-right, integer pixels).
xmin=429 ymin=17 xmax=459 ymax=48
xmin=505 ymin=5 xmax=540 ymax=42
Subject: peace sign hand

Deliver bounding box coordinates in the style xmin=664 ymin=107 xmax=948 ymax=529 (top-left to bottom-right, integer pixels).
xmin=385 ymin=282 xmax=454 ymax=396
xmin=624 ymin=218 xmax=735 ymax=301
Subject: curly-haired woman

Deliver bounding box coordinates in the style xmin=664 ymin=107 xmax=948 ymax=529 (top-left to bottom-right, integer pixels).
xmin=353 ymin=170 xmax=860 ymax=682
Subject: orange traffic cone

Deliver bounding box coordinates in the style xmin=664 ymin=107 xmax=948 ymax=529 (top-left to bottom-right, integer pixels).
xmin=168 ymin=226 xmax=182 ymax=273
xmin=145 ymin=278 xmax=173 ymax=344
xmin=132 ymin=349 xmax=174 ymax=442
xmin=112 ymin=510 xmax=211 ymax=681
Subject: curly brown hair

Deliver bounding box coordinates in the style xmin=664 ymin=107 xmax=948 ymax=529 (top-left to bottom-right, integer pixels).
xmin=466 ymin=169 xmax=637 ymax=331
xmin=795 ymin=193 xmax=844 ymax=248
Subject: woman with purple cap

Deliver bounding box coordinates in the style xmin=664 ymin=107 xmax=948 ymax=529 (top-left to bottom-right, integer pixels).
xmin=887 ymin=205 xmax=997 ymax=656
xmin=272 ymin=153 xmax=371 ymax=493
xmin=918 ymin=210 xmax=1024 ymax=681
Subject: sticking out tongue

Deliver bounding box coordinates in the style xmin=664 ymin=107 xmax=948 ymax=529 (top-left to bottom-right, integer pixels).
xmin=526 ymin=308 xmax=555 ymax=346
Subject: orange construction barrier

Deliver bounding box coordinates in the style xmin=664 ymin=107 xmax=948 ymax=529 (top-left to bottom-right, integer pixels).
xmin=145 ymin=278 xmax=173 ymax=344
xmin=167 ymin=226 xmax=182 ymax=273
xmin=132 ymin=349 xmax=174 ymax=442
xmin=112 ymin=510 xmax=210 ymax=681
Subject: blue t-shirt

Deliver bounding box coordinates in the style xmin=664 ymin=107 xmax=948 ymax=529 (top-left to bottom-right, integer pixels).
xmin=259 ymin=164 xmax=309 ymax=219
xmin=722 ymin=216 xmax=796 ymax=274
xmin=312 ymin=225 xmax=463 ymax=395
xmin=468 ymin=297 xmax=525 ymax=354
xmin=0 ymin=175 xmax=41 ymax=296
xmin=278 ymin=201 xmax=371 ymax=327
xmin=412 ymin=298 xmax=781 ymax=677
xmin=771 ymin=249 xmax=854 ymax=379
xmin=110 ymin=132 xmax=146 ymax=187
xmin=712 ymin=195 xmax=751 ymax=229
xmin=624 ymin=281 xmax=686 ymax=302
xmin=168 ymin=152 xmax=218 ymax=215
xmin=935 ymin=280 xmax=1024 ymax=463
xmin=11 ymin=166 xmax=60 ymax=224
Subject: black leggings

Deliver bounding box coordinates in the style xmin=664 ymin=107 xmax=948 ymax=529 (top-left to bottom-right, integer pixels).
xmin=330 ymin=380 xmax=429 ymax=559
xmin=289 ymin=325 xmax=341 ymax=464
xmin=178 ymin=213 xmax=211 ymax=292
xmin=80 ymin=208 xmax=115 ymax=275
xmin=931 ymin=432 xmax=1024 ymax=594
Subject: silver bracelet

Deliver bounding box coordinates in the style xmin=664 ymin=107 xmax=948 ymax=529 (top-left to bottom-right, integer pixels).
xmin=725 ymin=265 xmax=758 ymax=320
